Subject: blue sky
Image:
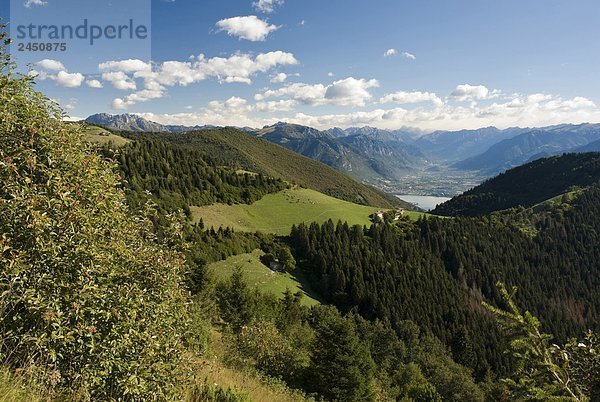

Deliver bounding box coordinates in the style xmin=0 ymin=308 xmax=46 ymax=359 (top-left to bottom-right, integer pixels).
xmin=3 ymin=0 xmax=600 ymax=130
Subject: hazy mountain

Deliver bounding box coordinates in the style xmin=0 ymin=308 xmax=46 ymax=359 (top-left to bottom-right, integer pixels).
xmin=251 ymin=123 xmax=425 ymax=182
xmin=454 ymin=123 xmax=600 ymax=174
xmin=84 ymin=113 xmax=214 ymax=133
xmin=575 ymin=138 xmax=600 ymax=153
xmin=414 ymin=126 xmax=528 ymax=162
xmin=326 ymin=126 xmax=421 ymax=143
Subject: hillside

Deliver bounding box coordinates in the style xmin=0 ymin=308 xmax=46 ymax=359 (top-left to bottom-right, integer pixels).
xmin=433 ymin=152 xmax=600 ymax=216
xmin=119 ymin=129 xmax=407 ymax=208
xmin=82 ymin=124 xmax=131 ymax=146
xmin=209 ymin=249 xmax=321 ymax=306
xmin=193 ymin=187 xmax=385 ymax=235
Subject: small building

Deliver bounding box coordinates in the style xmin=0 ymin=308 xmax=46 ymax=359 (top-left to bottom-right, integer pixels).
xmin=269 ymin=261 xmax=285 ymax=271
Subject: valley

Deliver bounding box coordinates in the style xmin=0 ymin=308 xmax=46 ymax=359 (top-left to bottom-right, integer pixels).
xmin=85 ymin=114 xmax=600 ymax=198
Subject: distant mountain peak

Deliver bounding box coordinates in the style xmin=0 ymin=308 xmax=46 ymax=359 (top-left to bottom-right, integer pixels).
xmin=83 ymin=113 xmax=215 ymax=133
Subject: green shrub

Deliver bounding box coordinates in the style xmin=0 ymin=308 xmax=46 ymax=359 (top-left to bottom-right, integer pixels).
xmin=0 ymin=27 xmax=189 ymax=400
xmin=236 ymin=321 xmax=307 ymax=381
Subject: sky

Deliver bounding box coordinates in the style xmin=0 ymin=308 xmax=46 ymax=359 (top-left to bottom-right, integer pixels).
xmin=3 ymin=0 xmax=600 ymax=131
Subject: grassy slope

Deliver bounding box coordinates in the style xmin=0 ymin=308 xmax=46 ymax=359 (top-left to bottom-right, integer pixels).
xmin=209 ymin=250 xmax=320 ymax=307
xmin=82 ymin=125 xmax=130 ymax=147
xmin=192 ymin=188 xmax=379 ymax=235
xmin=120 ymin=128 xmax=407 ymax=209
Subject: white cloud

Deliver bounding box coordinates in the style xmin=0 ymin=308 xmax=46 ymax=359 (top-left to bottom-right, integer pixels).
xmin=103 ymin=51 xmax=298 ymax=108
xmin=451 ymin=84 xmax=498 ymax=101
xmin=99 ymin=59 xmax=151 ymax=73
xmin=102 ymin=71 xmax=137 ymax=90
xmin=138 ymin=89 xmax=600 ymax=132
xmin=258 ymin=77 xmax=379 ymax=107
xmin=325 ymin=77 xmax=379 ymax=106
xmin=253 ymin=0 xmax=283 ymax=13
xmin=86 ymin=79 xmax=103 ymax=88
xmin=54 ymin=71 xmax=84 ymax=88
xmin=35 ymin=59 xmax=65 ymax=71
xmin=216 ymin=16 xmax=279 ymax=42
xmin=255 ymin=99 xmax=296 ymax=112
xmin=63 ymin=98 xmax=78 ymax=110
xmin=402 ymin=52 xmax=416 ymax=60
xmin=327 ymin=72 xmax=334 ymax=77
xmin=380 ymin=91 xmax=443 ymax=107
xmin=24 ymin=0 xmax=46 ymax=7
xmin=30 ymin=59 xmax=86 ymax=88
xmin=384 ymin=48 xmax=397 ymax=57
xmin=270 ymin=72 xmax=287 ymax=83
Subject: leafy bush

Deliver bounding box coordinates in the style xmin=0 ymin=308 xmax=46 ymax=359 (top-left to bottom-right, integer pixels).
xmin=236 ymin=321 xmax=307 ymax=381
xmin=0 ymin=27 xmax=189 ymax=399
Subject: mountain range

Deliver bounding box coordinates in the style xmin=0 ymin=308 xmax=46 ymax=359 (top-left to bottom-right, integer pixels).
xmin=84 ymin=113 xmax=600 ymax=181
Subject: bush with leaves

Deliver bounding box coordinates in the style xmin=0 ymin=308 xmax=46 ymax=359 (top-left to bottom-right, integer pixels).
xmin=0 ymin=27 xmax=189 ymax=399
xmin=236 ymin=320 xmax=308 ymax=382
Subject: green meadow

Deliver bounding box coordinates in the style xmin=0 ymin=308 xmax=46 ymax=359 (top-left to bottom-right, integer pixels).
xmin=209 ymin=249 xmax=321 ymax=307
xmin=192 ymin=187 xmax=381 ymax=235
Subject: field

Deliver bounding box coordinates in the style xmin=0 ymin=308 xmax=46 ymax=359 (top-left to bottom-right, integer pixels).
xmin=192 ymin=187 xmax=382 ymax=235
xmin=82 ymin=125 xmax=130 ymax=147
xmin=209 ymin=249 xmax=321 ymax=306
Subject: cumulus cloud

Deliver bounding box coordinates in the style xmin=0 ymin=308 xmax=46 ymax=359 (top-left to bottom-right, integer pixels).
xmin=255 ymin=99 xmax=296 ymax=112
xmin=24 ymin=0 xmax=46 ymax=7
xmin=63 ymin=98 xmax=78 ymax=110
xmin=384 ymin=48 xmax=397 ymax=57
xmin=35 ymin=59 xmax=65 ymax=71
xmin=258 ymin=77 xmax=379 ymax=107
xmin=253 ymin=0 xmax=283 ymax=13
xmin=99 ymin=59 xmax=151 ymax=72
xmin=102 ymin=71 xmax=137 ymax=90
xmin=216 ymin=16 xmax=279 ymax=41
xmin=103 ymin=51 xmax=298 ymax=109
xmin=85 ymin=79 xmax=103 ymax=88
xmin=380 ymin=91 xmax=443 ymax=107
xmin=402 ymin=52 xmax=416 ymax=60
xmin=451 ymin=84 xmax=499 ymax=102
xmin=30 ymin=60 xmax=85 ymax=88
xmin=55 ymin=71 xmax=85 ymax=88
xmin=270 ymin=72 xmax=287 ymax=83
xmin=325 ymin=77 xmax=379 ymax=106
xmin=139 ymin=89 xmax=600 ymax=132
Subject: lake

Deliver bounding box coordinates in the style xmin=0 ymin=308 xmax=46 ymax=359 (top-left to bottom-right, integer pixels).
xmin=396 ymin=195 xmax=451 ymax=211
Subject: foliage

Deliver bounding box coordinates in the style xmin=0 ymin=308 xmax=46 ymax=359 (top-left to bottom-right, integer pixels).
xmin=216 ymin=268 xmax=258 ymax=332
xmin=485 ymin=282 xmax=598 ymax=401
xmin=0 ymin=27 xmax=188 ymax=399
xmin=307 ymin=305 xmax=376 ymax=402
xmin=236 ymin=321 xmax=307 ymax=381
